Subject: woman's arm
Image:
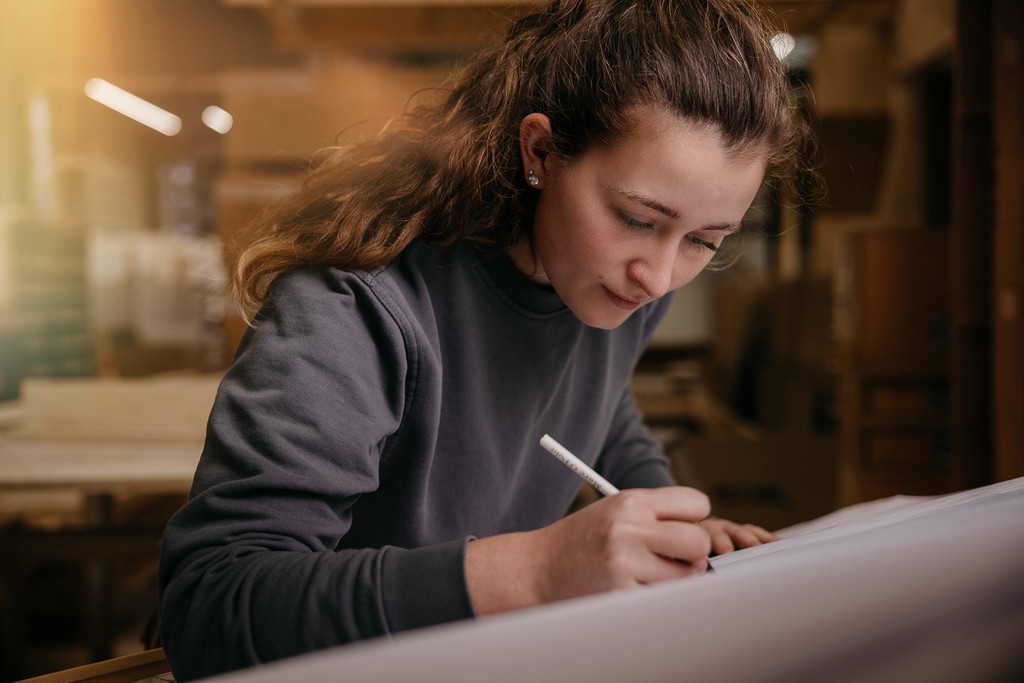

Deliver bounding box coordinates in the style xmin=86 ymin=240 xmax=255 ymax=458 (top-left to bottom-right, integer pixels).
xmin=158 ymin=268 xmax=472 ymax=680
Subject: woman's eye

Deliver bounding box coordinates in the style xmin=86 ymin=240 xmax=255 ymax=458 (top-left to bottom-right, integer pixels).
xmin=687 ymin=236 xmax=721 ymax=253
xmin=617 ymin=213 xmax=655 ymax=230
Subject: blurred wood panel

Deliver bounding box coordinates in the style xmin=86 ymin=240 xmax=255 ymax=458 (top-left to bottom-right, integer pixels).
xmin=993 ymin=0 xmax=1024 ymax=480
xmin=838 ymin=230 xmax=953 ymax=505
xmin=950 ymin=0 xmax=994 ymax=490
xmin=853 ymin=231 xmax=950 ymax=373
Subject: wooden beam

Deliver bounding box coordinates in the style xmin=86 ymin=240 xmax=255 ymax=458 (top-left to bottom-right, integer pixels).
xmin=993 ymin=0 xmax=1024 ymax=480
xmin=15 ymin=649 xmax=168 ymax=683
xmin=280 ymin=6 xmax=520 ymax=54
xmin=950 ymin=0 xmax=994 ymax=489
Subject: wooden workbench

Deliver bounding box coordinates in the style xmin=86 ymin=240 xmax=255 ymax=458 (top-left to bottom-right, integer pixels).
xmin=0 ymin=374 xmax=219 ymax=679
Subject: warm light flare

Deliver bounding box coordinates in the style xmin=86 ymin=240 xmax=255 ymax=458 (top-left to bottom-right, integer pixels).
xmin=83 ymin=78 xmax=181 ymax=136
xmin=202 ymin=105 xmax=233 ymax=134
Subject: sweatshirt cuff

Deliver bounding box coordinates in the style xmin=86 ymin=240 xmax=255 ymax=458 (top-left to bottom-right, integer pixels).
xmin=380 ymin=537 xmax=476 ymax=634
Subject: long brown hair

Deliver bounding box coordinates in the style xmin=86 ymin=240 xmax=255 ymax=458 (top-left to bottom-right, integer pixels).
xmin=234 ymin=0 xmax=805 ymax=318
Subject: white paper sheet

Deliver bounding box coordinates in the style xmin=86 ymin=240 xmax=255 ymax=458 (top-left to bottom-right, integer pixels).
xmin=206 ymin=477 xmax=1024 ymax=683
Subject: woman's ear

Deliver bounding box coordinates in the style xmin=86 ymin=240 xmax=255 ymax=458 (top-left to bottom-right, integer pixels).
xmin=519 ymin=113 xmax=554 ymax=189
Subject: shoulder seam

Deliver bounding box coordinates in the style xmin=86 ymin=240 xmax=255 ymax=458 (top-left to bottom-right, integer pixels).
xmin=355 ymin=268 xmax=419 ymax=467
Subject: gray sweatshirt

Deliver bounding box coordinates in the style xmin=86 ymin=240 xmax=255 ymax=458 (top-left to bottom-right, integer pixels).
xmin=157 ymin=239 xmax=674 ymax=680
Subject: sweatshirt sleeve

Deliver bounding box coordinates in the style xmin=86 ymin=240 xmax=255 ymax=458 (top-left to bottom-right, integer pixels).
xmin=595 ymin=386 xmax=676 ymax=489
xmin=157 ymin=269 xmax=473 ymax=681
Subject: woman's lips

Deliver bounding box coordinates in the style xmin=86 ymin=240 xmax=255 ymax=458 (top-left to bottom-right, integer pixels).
xmin=604 ymin=286 xmax=642 ymax=311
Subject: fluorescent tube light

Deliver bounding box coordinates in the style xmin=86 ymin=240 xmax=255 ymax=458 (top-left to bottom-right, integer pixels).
xmin=84 ymin=78 xmax=182 ymax=136
xmin=202 ymin=105 xmax=233 ymax=134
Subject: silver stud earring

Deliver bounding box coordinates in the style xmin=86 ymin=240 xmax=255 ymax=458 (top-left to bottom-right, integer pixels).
xmin=527 ymin=169 xmax=540 ymax=187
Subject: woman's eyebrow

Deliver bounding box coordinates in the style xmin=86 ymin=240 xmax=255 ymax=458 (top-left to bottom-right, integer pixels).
xmin=704 ymin=223 xmax=742 ymax=233
xmin=611 ymin=188 xmax=680 ymax=220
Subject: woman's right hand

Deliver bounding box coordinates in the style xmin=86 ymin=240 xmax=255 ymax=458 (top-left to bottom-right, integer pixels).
xmin=465 ymin=486 xmax=712 ymax=616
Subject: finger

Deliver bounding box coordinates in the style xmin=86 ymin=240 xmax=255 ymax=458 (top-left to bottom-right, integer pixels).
xmin=644 ymin=520 xmax=711 ymax=565
xmin=635 ymin=487 xmax=711 ymax=523
xmin=746 ymin=524 xmax=779 ymax=543
xmin=709 ymin=528 xmax=735 ymax=556
xmin=729 ymin=524 xmax=771 ymax=549
xmin=632 ymin=550 xmax=709 ymax=584
xmin=733 ymin=524 xmax=776 ymax=547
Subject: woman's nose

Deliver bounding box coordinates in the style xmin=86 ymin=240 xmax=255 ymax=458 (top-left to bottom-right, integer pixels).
xmin=628 ymin=249 xmax=676 ymax=300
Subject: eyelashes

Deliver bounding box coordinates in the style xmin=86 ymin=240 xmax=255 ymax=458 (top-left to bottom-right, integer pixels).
xmin=689 ymin=237 xmax=720 ymax=253
xmin=616 ymin=213 xmax=721 ymax=253
xmin=616 ymin=213 xmax=654 ymax=230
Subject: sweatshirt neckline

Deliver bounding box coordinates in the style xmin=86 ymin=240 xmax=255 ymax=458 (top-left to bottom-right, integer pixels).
xmin=471 ymin=244 xmax=568 ymax=317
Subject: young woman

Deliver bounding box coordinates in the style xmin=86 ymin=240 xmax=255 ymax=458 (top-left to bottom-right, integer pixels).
xmin=158 ymin=0 xmax=805 ymax=678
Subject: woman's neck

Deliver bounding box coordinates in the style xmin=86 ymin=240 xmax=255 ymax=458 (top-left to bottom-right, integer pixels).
xmin=506 ymin=239 xmax=550 ymax=286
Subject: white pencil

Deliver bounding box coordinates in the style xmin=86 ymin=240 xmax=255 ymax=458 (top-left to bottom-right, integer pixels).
xmin=540 ymin=434 xmax=620 ymax=497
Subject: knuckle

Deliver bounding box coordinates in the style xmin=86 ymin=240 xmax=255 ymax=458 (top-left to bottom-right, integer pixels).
xmin=603 ymin=516 xmax=636 ymax=548
xmin=606 ymin=553 xmax=633 ymax=585
xmin=614 ymin=488 xmax=648 ymax=510
xmin=606 ymin=490 xmax=652 ymax=522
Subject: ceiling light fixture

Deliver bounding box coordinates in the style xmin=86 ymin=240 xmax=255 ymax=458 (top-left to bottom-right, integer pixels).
xmin=84 ymin=78 xmax=182 ymax=136
xmin=771 ymin=32 xmax=796 ymax=62
xmin=202 ymin=106 xmax=233 ymax=134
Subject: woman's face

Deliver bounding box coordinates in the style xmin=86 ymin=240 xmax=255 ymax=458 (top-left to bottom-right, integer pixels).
xmin=512 ymin=108 xmax=766 ymax=330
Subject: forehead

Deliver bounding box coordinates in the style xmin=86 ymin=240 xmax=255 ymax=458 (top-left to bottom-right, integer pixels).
xmin=574 ymin=108 xmax=766 ymax=215
xmin=608 ymin=105 xmax=760 ymax=164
